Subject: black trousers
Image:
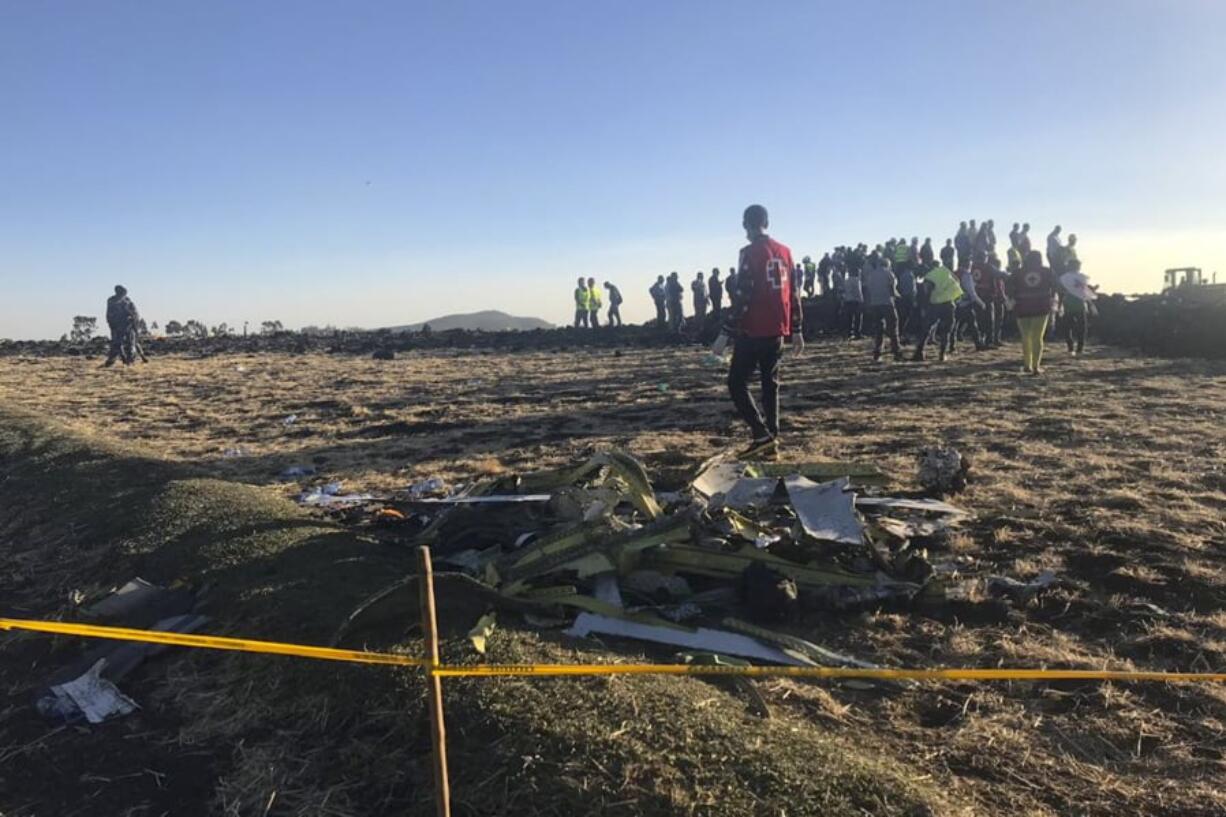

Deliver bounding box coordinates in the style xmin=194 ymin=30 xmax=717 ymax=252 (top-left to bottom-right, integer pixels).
xmin=728 ymin=336 xmax=783 ymax=440
xmin=711 ymin=294 xmax=723 ymax=316
xmin=845 ymin=301 xmax=863 ymax=338
xmin=608 ymin=304 xmax=622 ymax=326
xmin=915 ymin=302 xmax=955 ymax=358
xmin=653 ymin=299 xmax=666 ymax=328
xmin=104 ymin=325 xmax=133 ymax=366
xmin=897 ymin=296 xmax=915 ymax=339
xmin=864 ymin=304 xmax=900 ymax=358
xmin=1065 ymin=310 xmax=1087 ymax=353
xmin=574 ymin=309 xmax=588 ymax=328
xmin=974 ymin=301 xmax=995 ymax=348
xmin=951 ymin=302 xmax=980 ymax=351
xmin=589 ymin=309 xmax=600 ymax=328
xmin=667 ymin=300 xmax=683 ymax=332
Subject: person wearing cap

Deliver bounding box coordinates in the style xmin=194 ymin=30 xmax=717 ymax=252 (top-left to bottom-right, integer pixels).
xmin=718 ymin=204 xmax=802 ymax=460
xmin=604 ymin=281 xmax=623 ymax=327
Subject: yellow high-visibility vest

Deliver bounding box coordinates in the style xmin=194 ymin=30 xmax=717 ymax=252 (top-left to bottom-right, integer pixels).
xmin=588 ymin=287 xmax=602 ymax=309
xmin=575 ymin=287 xmax=590 ymax=309
xmin=927 ymin=265 xmax=963 ymax=305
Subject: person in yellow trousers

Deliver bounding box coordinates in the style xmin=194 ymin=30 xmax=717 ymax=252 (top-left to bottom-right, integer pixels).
xmin=1008 ymin=250 xmax=1057 ymax=375
xmin=587 ymin=277 xmax=602 ymax=328
xmin=574 ymin=277 xmax=591 ymax=328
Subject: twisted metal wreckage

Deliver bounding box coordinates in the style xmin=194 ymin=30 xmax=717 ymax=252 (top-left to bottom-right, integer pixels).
xmin=327 ymin=450 xmax=987 ymax=670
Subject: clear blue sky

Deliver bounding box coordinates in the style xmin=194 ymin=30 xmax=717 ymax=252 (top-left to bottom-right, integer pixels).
xmin=3 ymin=0 xmax=1224 ymax=338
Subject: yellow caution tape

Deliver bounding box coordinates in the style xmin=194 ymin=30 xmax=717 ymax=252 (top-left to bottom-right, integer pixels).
xmin=0 ymin=617 xmax=424 ymax=668
xmin=431 ymin=663 xmax=1226 ymax=682
xmin=3 ymin=617 xmax=1223 ymax=683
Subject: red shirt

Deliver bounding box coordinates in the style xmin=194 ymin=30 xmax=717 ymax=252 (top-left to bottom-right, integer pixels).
xmin=737 ymin=236 xmax=794 ymax=338
xmin=971 ymin=261 xmax=995 ymax=300
xmin=1009 ymin=265 xmax=1056 ymax=318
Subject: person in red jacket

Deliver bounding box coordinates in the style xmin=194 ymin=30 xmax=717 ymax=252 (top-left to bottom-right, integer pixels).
xmin=1009 ymin=250 xmax=1057 ymax=375
xmin=718 ymin=204 xmax=803 ymax=459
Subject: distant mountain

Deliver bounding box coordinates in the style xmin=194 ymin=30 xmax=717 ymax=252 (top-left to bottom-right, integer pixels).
xmin=387 ymin=310 xmax=554 ymax=333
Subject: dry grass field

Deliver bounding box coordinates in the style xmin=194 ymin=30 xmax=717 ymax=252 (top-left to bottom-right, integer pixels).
xmin=2 ymin=337 xmax=1225 ymax=816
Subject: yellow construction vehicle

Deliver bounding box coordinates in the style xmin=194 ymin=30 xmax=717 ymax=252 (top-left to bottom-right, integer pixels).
xmin=1163 ymin=267 xmax=1226 ymax=305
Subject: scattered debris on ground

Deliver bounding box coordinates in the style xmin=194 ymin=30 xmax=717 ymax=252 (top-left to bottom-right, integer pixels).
xmin=320 ymin=449 xmax=1002 ymax=671
xmin=34 ymin=578 xmax=206 ymax=724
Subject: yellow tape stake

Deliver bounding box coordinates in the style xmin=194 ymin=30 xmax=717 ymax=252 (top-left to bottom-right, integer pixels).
xmin=433 ymin=663 xmax=1226 ymax=683
xmin=0 ymin=617 xmax=424 ymax=668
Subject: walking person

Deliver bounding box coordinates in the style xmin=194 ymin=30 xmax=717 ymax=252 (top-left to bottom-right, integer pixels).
xmin=718 ymin=204 xmax=803 ymax=460
xmin=650 ymin=275 xmax=667 ymax=328
xmin=725 ymin=267 xmax=738 ymax=310
xmin=573 ymin=277 xmax=590 ymax=328
xmin=604 ymin=281 xmax=623 ymax=327
xmin=972 ymin=254 xmax=999 ymax=349
xmin=1010 ymin=250 xmax=1057 ymax=375
xmin=950 ymin=261 xmax=985 ymax=354
xmin=103 ymin=285 xmax=142 ymax=367
xmin=987 ymin=255 xmax=1008 ymax=347
xmin=896 ymin=258 xmax=917 ymax=341
xmin=1059 ymin=258 xmax=1095 ymax=357
xmin=862 ymin=257 xmax=903 ymax=362
xmin=912 ymin=261 xmax=962 ymax=362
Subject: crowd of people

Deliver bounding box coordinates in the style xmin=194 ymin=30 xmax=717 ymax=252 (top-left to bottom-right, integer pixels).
xmin=810 ymin=220 xmax=1093 ymax=368
xmin=564 ymin=208 xmax=1098 ymax=457
xmin=571 ymin=218 xmax=1095 ymax=375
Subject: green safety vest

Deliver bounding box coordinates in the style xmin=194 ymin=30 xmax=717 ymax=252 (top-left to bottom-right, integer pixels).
xmin=575 ymin=287 xmax=590 ymax=309
xmin=927 ymin=265 xmax=963 ymax=305
xmin=588 ymin=288 xmax=602 ymax=309
xmin=893 ymin=244 xmax=910 ymax=264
